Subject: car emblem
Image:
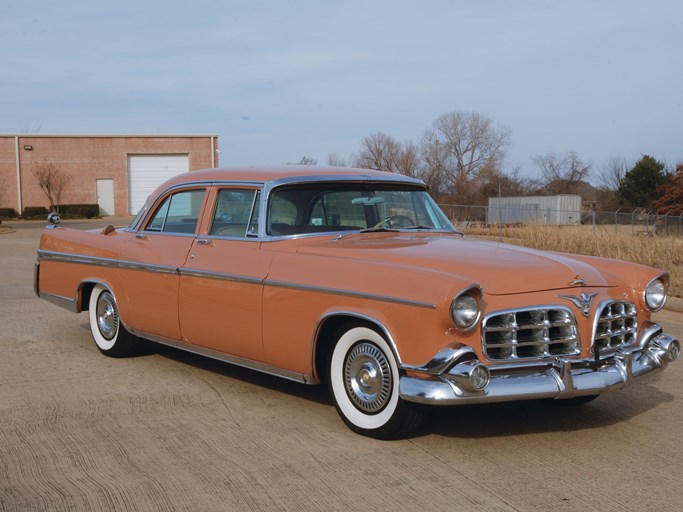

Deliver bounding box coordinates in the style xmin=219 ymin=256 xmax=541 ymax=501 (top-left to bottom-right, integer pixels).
xmin=557 ymin=292 xmax=598 ymax=316
xmin=569 ymin=275 xmax=586 ymax=287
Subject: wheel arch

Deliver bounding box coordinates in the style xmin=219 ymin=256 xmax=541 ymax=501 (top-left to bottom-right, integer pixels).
xmin=78 ymin=279 xmax=117 ymax=312
xmin=311 ymin=311 xmax=401 ymax=385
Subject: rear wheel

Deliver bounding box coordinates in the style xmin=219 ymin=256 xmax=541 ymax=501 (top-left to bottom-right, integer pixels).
xmin=88 ymin=284 xmax=140 ymax=357
xmin=328 ymin=324 xmax=422 ymax=439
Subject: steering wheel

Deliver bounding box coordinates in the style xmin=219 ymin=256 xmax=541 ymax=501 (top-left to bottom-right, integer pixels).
xmin=373 ymin=215 xmax=416 ymax=229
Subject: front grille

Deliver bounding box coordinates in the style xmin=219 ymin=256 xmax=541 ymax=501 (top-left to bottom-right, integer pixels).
xmin=482 ymin=307 xmax=580 ymax=361
xmin=593 ymin=301 xmax=637 ymax=354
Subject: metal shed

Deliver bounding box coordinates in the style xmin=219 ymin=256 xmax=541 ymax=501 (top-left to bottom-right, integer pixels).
xmin=487 ymin=195 xmax=582 ymax=226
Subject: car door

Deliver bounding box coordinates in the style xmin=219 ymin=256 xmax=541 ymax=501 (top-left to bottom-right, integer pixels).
xmin=178 ymin=187 xmax=271 ymax=361
xmin=118 ymin=187 xmax=207 ymax=340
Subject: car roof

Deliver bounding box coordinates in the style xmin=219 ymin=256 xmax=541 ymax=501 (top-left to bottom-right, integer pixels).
xmin=152 ymin=165 xmax=425 ymax=198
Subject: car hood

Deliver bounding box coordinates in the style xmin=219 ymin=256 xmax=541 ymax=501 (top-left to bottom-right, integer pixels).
xmin=295 ymin=233 xmax=613 ymax=295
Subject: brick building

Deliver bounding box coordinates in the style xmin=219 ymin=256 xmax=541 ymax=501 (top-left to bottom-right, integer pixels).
xmin=0 ymin=134 xmax=219 ymax=216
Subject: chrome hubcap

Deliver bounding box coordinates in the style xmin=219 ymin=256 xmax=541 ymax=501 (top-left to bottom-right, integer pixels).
xmin=344 ymin=342 xmax=392 ymax=413
xmin=96 ymin=291 xmax=118 ymax=340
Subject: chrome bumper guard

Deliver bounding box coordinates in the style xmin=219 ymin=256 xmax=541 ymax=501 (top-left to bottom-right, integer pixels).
xmin=400 ymin=325 xmax=680 ymax=405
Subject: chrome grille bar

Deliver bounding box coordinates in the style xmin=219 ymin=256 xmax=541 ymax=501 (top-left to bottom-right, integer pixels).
xmin=482 ymin=306 xmax=580 ymax=361
xmin=593 ymin=301 xmax=637 ymax=354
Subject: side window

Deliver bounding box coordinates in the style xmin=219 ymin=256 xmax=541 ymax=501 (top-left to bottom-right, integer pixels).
xmin=145 ymin=189 xmax=206 ymax=234
xmin=209 ymin=189 xmax=259 ymax=237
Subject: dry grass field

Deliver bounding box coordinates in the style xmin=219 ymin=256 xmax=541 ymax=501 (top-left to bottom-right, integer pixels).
xmin=462 ymin=224 xmax=683 ymax=298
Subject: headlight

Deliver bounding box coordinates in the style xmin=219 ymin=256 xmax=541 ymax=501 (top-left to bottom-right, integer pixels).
xmin=645 ymin=277 xmax=667 ymax=311
xmin=450 ymin=286 xmax=482 ymax=330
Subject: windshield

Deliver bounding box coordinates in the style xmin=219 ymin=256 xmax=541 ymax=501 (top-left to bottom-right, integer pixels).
xmin=267 ymin=183 xmax=456 ymax=236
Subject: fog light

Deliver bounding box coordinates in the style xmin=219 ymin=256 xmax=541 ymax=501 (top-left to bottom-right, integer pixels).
xmin=470 ymin=364 xmax=490 ymax=391
xmin=667 ymin=340 xmax=681 ymax=362
xmin=446 ymin=360 xmax=490 ymax=392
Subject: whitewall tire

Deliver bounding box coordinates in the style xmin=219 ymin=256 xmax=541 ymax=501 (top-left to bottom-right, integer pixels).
xmin=328 ymin=325 xmax=422 ymax=439
xmin=88 ymin=284 xmax=140 ymax=357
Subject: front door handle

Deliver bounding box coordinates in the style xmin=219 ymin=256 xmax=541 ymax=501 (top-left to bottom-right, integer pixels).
xmin=197 ymin=239 xmax=212 ymax=245
xmin=135 ymin=233 xmax=147 ymax=240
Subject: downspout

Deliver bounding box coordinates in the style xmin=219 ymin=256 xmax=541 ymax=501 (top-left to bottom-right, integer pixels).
xmin=14 ymin=136 xmax=23 ymax=214
xmin=210 ymin=135 xmax=216 ymax=168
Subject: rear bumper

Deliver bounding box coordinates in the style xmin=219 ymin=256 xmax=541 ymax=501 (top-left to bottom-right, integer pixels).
xmin=399 ymin=325 xmax=679 ymax=405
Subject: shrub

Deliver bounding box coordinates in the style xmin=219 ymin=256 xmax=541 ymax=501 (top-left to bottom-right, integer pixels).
xmin=55 ymin=204 xmax=99 ymax=219
xmin=22 ymin=206 xmax=49 ymax=219
xmin=0 ymin=208 xmax=17 ymax=219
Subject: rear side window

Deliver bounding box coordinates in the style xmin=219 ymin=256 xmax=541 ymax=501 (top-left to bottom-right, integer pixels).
xmin=145 ymin=189 xmax=206 ymax=234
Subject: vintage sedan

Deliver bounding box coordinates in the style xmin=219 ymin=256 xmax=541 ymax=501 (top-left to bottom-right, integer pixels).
xmin=35 ymin=166 xmax=680 ymax=438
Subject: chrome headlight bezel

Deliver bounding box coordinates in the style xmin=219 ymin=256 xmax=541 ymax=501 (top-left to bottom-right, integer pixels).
xmin=450 ymin=285 xmax=482 ymax=331
xmin=644 ymin=275 xmax=668 ymax=312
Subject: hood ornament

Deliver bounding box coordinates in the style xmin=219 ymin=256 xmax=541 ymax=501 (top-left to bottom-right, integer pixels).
xmin=558 ymin=292 xmax=598 ymax=317
xmin=569 ymin=275 xmax=586 ymax=287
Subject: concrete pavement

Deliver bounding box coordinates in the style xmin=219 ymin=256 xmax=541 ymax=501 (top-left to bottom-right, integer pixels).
xmin=1 ymin=220 xmax=682 ymax=512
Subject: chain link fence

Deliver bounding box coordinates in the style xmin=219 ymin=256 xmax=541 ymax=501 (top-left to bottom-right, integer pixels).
xmin=438 ymin=204 xmax=683 ymax=237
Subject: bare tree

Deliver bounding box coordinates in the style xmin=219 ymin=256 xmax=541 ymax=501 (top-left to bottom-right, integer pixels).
xmin=353 ymin=132 xmax=423 ymax=178
xmin=31 ymin=161 xmax=72 ymax=212
xmin=290 ymin=156 xmax=317 ymax=165
xmin=393 ymin=141 xmax=421 ymax=178
xmin=326 ymin=153 xmax=347 ymax=167
xmin=419 ymin=129 xmax=450 ymax=195
xmin=420 ymin=111 xmax=511 ymax=199
xmin=533 ymin=151 xmax=590 ymax=194
xmin=353 ymin=133 xmax=401 ymax=172
xmin=597 ymin=156 xmax=629 ymax=191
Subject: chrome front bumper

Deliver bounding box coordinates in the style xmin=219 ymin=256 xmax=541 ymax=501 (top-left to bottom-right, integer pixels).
xmin=400 ymin=325 xmax=680 ymax=405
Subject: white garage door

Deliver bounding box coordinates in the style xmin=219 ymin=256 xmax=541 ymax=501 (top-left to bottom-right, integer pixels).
xmin=128 ymin=154 xmax=190 ymax=214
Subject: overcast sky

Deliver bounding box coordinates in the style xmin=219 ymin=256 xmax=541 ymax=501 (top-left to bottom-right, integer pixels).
xmin=2 ymin=1 xmax=681 ymax=181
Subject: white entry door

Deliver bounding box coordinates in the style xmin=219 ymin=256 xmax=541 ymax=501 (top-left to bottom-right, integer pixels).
xmin=96 ymin=179 xmax=115 ymax=216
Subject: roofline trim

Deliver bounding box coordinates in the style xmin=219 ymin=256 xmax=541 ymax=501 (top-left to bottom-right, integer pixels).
xmin=0 ymin=133 xmax=219 ymax=139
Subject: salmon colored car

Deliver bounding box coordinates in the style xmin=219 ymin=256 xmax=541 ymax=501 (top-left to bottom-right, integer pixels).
xmin=35 ymin=166 xmax=680 ymax=438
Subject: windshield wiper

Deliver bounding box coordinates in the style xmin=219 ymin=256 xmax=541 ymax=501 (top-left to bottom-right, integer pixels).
xmin=402 ymin=225 xmax=435 ymax=230
xmin=359 ymin=226 xmax=399 ymax=233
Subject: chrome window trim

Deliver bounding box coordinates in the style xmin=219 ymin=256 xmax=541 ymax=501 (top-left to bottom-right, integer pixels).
xmin=137 ymin=231 xmax=198 ymax=239
xmin=207 ymin=186 xmax=263 ymax=239
xmin=132 ymin=174 xmax=444 ymax=240
xmin=258 ymin=228 xmax=459 ymax=243
xmin=260 ymin=174 xmax=428 ymax=238
xmin=201 ymin=234 xmax=262 ymax=243
xmin=139 ymin=186 xmax=209 ymax=234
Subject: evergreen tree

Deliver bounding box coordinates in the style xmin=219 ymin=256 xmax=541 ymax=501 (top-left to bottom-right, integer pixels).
xmin=616 ymin=155 xmax=667 ymax=209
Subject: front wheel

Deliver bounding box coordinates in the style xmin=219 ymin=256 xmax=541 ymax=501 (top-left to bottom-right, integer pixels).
xmin=88 ymin=284 xmax=140 ymax=357
xmin=328 ymin=325 xmax=422 ymax=439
